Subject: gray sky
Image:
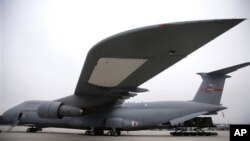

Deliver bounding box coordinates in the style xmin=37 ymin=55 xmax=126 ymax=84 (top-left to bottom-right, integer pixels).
xmin=0 ymin=0 xmax=249 ymax=124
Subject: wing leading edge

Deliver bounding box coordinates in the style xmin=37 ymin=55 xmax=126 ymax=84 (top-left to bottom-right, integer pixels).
xmin=58 ymin=19 xmax=244 ymax=109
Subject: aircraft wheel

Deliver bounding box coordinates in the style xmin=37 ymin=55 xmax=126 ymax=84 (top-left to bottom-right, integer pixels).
xmin=85 ymin=130 xmax=91 ymax=135
xmin=26 ymin=128 xmax=32 ymax=132
xmin=91 ymin=131 xmax=95 ymax=136
xmin=26 ymin=127 xmax=41 ymax=133
xmin=117 ymin=130 xmax=121 ymax=136
xmin=107 ymin=131 xmax=112 ymax=136
xmin=113 ymin=131 xmax=118 ymax=136
xmin=26 ymin=128 xmax=36 ymax=133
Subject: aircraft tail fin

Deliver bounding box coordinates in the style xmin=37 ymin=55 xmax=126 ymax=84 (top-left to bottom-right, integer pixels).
xmin=193 ymin=62 xmax=250 ymax=105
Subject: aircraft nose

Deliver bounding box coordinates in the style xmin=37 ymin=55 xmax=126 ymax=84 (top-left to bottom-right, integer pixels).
xmin=2 ymin=111 xmax=9 ymax=121
xmin=0 ymin=115 xmax=5 ymax=124
xmin=2 ymin=109 xmax=13 ymax=123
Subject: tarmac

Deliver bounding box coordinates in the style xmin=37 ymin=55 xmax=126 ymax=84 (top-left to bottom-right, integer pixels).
xmin=0 ymin=126 xmax=229 ymax=141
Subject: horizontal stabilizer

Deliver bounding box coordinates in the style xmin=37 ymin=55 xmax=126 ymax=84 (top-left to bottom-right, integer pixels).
xmin=207 ymin=62 xmax=250 ymax=76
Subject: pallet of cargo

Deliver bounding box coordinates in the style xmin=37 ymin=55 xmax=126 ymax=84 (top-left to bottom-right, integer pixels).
xmin=170 ymin=117 xmax=218 ymax=136
xmin=170 ymin=131 xmax=218 ymax=136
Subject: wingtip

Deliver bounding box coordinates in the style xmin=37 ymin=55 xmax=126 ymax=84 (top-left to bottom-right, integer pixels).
xmin=243 ymin=62 xmax=250 ymax=66
xmin=231 ymin=18 xmax=246 ymax=23
xmin=209 ymin=18 xmax=245 ymax=25
xmin=220 ymin=18 xmax=245 ymax=21
xmin=216 ymin=18 xmax=245 ymax=25
xmin=237 ymin=62 xmax=250 ymax=67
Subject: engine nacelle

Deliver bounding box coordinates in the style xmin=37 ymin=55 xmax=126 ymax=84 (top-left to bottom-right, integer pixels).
xmin=37 ymin=101 xmax=83 ymax=119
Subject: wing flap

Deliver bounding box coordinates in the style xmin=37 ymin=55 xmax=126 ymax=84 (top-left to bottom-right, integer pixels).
xmin=88 ymin=58 xmax=147 ymax=87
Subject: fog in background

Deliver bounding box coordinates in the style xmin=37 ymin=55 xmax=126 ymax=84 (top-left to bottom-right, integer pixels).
xmin=0 ymin=0 xmax=249 ymax=124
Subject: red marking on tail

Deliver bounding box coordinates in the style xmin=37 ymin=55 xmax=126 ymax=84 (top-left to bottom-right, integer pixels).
xmin=159 ymin=24 xmax=166 ymax=29
xmin=201 ymin=88 xmax=223 ymax=93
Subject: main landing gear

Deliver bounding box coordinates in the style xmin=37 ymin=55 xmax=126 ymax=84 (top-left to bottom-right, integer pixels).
xmin=106 ymin=130 xmax=121 ymax=136
xmin=85 ymin=129 xmax=104 ymax=136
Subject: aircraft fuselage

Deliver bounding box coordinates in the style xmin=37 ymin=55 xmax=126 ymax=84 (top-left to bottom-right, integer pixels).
xmin=2 ymin=100 xmax=225 ymax=131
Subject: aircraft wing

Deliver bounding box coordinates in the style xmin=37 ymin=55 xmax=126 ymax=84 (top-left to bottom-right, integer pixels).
xmin=58 ymin=19 xmax=243 ymax=109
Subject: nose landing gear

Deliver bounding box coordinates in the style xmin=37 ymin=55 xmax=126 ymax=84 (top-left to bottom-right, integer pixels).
xmin=26 ymin=127 xmax=42 ymax=133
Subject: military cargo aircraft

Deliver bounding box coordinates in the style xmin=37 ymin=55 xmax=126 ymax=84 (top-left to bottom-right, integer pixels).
xmin=0 ymin=19 xmax=249 ymax=136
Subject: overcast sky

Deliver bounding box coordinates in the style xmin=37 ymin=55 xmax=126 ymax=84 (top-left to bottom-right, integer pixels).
xmin=0 ymin=0 xmax=249 ymax=124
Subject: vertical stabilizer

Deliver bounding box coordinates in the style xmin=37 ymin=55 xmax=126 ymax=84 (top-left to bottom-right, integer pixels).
xmin=193 ymin=62 xmax=250 ymax=105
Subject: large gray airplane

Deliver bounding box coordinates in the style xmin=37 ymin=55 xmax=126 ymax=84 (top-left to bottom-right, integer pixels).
xmin=0 ymin=19 xmax=249 ymax=136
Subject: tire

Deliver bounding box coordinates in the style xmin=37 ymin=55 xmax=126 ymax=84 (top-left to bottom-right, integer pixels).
xmin=113 ymin=131 xmax=118 ymax=137
xmin=27 ymin=128 xmax=37 ymax=133
xmin=107 ymin=131 xmax=112 ymax=136
xmin=26 ymin=128 xmax=31 ymax=132
xmin=117 ymin=130 xmax=121 ymax=136
xmin=85 ymin=130 xmax=90 ymax=135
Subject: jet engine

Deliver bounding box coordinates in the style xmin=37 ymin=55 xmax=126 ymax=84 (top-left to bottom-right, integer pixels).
xmin=37 ymin=101 xmax=83 ymax=119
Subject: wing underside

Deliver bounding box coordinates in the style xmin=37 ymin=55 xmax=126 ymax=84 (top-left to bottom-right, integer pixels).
xmin=58 ymin=19 xmax=244 ymax=109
